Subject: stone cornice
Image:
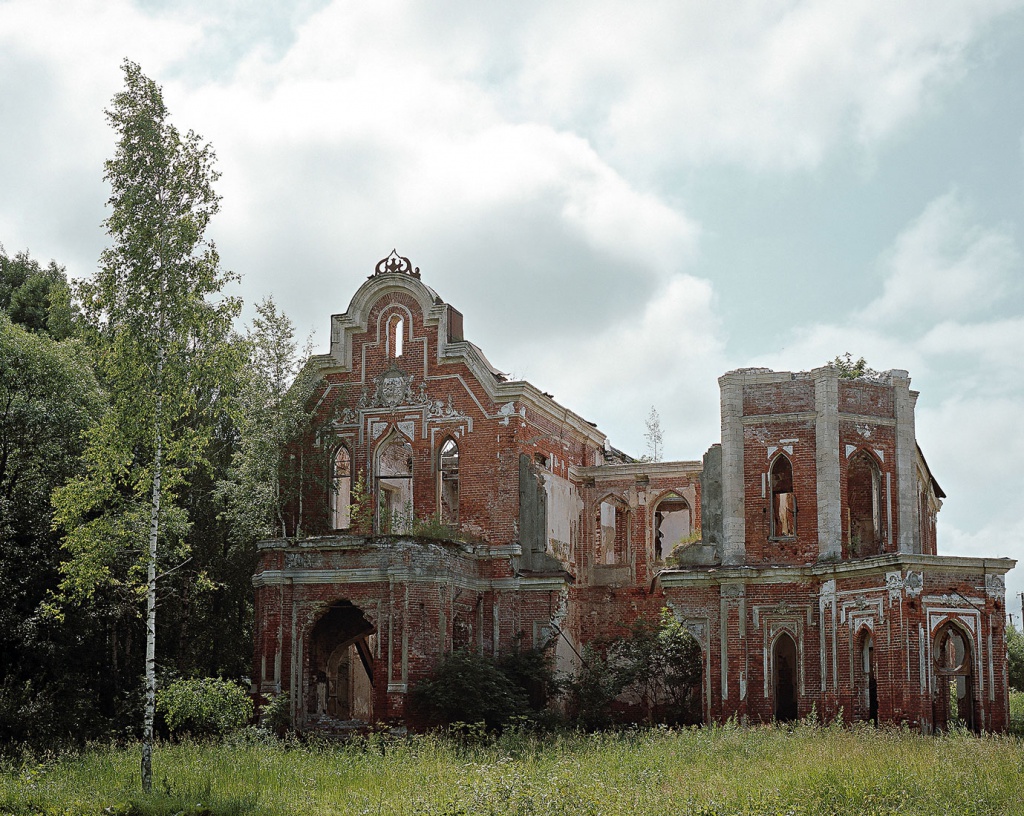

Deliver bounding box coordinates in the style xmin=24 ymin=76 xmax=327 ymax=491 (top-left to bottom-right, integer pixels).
xmin=656 ymin=553 xmax=1016 ymax=589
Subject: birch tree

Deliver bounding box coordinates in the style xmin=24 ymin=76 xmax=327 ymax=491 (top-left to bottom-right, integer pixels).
xmin=52 ymin=60 xmax=238 ymax=792
xmin=644 ymin=406 xmax=663 ymax=463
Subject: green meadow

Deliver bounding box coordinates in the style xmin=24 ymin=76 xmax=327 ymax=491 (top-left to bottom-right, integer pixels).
xmin=3 ymin=718 xmax=1024 ymax=816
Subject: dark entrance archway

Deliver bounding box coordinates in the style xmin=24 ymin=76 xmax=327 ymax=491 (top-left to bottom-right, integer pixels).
xmin=854 ymin=628 xmax=877 ymax=724
xmin=773 ymin=632 xmax=799 ymax=722
xmin=308 ymin=600 xmax=376 ymax=724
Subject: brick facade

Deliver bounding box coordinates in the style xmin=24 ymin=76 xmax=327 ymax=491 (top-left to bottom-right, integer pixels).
xmin=253 ymin=253 xmax=1015 ymax=732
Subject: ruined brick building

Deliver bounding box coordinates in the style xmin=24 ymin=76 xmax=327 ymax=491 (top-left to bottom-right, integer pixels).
xmin=253 ymin=252 xmax=1015 ymax=732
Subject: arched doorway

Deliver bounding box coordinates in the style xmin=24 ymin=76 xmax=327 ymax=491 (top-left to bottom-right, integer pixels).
xmin=854 ymin=628 xmax=877 ymax=724
xmin=307 ymin=601 xmax=376 ymax=723
xmin=933 ymin=622 xmax=974 ymax=731
xmin=773 ymin=632 xmax=799 ymax=722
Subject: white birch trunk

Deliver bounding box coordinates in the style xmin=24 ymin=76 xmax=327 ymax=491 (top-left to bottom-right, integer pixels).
xmin=141 ymin=351 xmax=163 ymax=794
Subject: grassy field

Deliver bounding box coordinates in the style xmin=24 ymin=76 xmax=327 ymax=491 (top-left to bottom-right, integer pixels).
xmin=3 ymin=719 xmax=1024 ymax=816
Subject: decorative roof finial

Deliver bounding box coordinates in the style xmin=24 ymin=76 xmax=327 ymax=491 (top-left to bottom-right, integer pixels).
xmin=374 ymin=249 xmax=420 ymax=278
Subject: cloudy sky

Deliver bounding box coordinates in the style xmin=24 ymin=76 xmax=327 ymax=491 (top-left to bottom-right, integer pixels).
xmin=3 ymin=0 xmax=1024 ymax=605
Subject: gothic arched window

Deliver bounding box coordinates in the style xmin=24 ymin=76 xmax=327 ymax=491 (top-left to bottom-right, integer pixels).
xmin=331 ymin=444 xmax=352 ymax=530
xmin=770 ymin=455 xmax=795 ymax=538
xmin=438 ymin=437 xmax=459 ymax=524
xmin=376 ymin=434 xmax=413 ymax=533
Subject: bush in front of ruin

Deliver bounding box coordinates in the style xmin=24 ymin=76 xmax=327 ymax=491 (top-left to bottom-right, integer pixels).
xmin=408 ymin=648 xmax=559 ymax=730
xmin=156 ymin=677 xmax=253 ymax=739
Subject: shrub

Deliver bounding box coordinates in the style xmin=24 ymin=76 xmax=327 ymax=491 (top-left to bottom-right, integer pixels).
xmin=568 ymin=609 xmax=702 ymax=728
xmin=407 ymin=650 xmax=529 ymax=730
xmin=1008 ymin=626 xmax=1024 ymax=692
xmin=259 ymin=691 xmax=292 ymax=736
xmin=156 ymin=678 xmax=253 ymax=739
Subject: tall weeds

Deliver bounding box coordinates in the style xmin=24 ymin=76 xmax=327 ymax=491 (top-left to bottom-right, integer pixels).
xmin=2 ymin=723 xmax=1023 ymax=815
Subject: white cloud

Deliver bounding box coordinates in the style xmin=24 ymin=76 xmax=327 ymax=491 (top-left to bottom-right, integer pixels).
xmin=508 ymin=0 xmax=1024 ymax=172
xmin=511 ymin=273 xmax=728 ymax=459
xmin=861 ymin=191 xmax=1020 ymax=327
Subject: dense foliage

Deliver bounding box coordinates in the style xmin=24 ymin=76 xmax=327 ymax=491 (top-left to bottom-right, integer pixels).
xmin=407 ymin=650 xmax=532 ymax=729
xmin=569 ymin=611 xmax=702 ymax=728
xmin=1008 ymin=626 xmax=1024 ymax=692
xmin=156 ymin=678 xmax=253 ymax=739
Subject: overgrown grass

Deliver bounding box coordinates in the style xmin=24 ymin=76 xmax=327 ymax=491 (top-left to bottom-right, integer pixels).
xmin=1009 ymin=690 xmax=1024 ymax=736
xmin=3 ymin=722 xmax=1024 ymax=815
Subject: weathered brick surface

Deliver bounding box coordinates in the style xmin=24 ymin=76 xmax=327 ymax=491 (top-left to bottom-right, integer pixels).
xmin=253 ymin=258 xmax=1013 ymax=733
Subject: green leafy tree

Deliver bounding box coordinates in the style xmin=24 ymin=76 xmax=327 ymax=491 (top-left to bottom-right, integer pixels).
xmin=0 ymin=245 xmax=78 ymax=339
xmin=569 ymin=609 xmax=702 ymax=727
xmin=217 ymin=298 xmax=317 ymax=542
xmin=0 ymin=314 xmax=110 ymax=749
xmin=51 ymin=60 xmax=238 ymax=792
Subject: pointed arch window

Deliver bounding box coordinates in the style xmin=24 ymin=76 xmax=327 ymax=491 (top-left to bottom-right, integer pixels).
xmin=376 ymin=434 xmax=413 ymax=533
xmin=654 ymin=492 xmax=692 ymax=562
xmin=438 ymin=437 xmax=459 ymax=524
xmin=770 ymin=455 xmax=796 ymax=538
xmin=847 ymin=450 xmax=882 ymax=557
xmin=331 ymin=444 xmax=352 ymax=530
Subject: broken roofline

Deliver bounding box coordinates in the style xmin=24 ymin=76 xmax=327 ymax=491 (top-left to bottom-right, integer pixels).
xmin=314 ymin=258 xmax=608 ymax=448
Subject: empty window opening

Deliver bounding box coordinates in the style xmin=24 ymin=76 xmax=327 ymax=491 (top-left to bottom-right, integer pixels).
xmin=376 ymin=435 xmax=413 ymax=533
xmin=847 ymin=451 xmax=882 ymax=557
xmin=387 ymin=314 xmax=404 ymax=358
xmin=773 ymin=632 xmax=798 ymax=722
xmin=331 ymin=444 xmax=352 ymax=530
xmin=596 ymin=499 xmax=628 ymax=565
xmin=934 ymin=624 xmax=974 ymax=731
xmin=770 ymin=455 xmax=796 ymax=538
xmin=438 ymin=437 xmax=459 ymax=525
xmin=654 ymin=493 xmax=692 ymax=562
xmin=854 ymin=630 xmax=877 ymax=724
